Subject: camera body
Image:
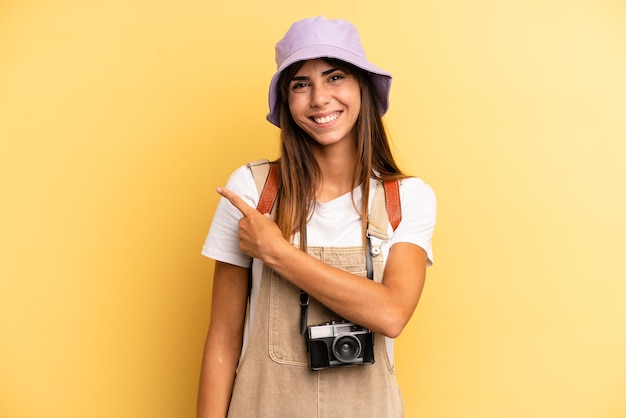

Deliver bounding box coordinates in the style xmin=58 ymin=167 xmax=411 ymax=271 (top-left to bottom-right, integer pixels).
xmin=306 ymin=320 xmax=374 ymax=370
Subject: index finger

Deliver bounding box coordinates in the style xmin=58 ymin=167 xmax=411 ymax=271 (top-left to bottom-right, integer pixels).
xmin=217 ymin=187 xmax=256 ymax=217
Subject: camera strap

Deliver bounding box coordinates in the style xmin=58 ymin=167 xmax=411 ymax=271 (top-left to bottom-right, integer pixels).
xmin=299 ymin=234 xmax=375 ymax=335
xmin=298 ymin=181 xmax=393 ymax=334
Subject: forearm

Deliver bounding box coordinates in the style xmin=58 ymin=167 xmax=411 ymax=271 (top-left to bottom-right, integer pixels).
xmin=263 ymin=241 xmax=426 ymax=338
xmin=197 ymin=334 xmax=242 ymax=418
xmin=197 ymin=261 xmax=248 ymax=418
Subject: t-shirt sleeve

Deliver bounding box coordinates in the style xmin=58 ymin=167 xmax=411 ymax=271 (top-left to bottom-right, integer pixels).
xmin=390 ymin=178 xmax=437 ymax=266
xmin=201 ymin=165 xmax=259 ymax=268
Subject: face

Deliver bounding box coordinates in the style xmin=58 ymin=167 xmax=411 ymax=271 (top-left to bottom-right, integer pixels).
xmin=287 ymin=59 xmax=361 ymax=150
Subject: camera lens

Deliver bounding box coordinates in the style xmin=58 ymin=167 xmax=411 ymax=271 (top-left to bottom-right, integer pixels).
xmin=332 ymin=334 xmax=362 ymax=363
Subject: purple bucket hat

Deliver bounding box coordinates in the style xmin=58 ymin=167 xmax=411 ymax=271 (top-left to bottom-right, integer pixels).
xmin=266 ymin=16 xmax=392 ymax=127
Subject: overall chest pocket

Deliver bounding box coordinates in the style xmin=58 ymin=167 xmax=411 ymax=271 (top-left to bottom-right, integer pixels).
xmin=267 ymin=246 xmax=368 ymax=366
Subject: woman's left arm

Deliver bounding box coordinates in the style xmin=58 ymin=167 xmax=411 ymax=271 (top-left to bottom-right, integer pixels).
xmin=267 ymin=240 xmax=427 ymax=338
xmin=217 ymin=186 xmax=428 ymax=338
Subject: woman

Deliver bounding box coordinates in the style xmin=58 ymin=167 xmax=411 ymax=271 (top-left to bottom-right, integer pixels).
xmin=197 ymin=16 xmax=436 ymax=417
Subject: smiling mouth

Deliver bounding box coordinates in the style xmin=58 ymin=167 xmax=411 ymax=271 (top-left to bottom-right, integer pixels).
xmin=312 ymin=112 xmax=340 ymax=124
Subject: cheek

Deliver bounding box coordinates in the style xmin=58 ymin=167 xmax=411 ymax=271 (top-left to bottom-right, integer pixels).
xmin=340 ymin=83 xmax=362 ymax=114
xmin=287 ymin=98 xmax=310 ymax=131
xmin=345 ymin=93 xmax=361 ymax=118
xmin=288 ymin=96 xmax=305 ymax=118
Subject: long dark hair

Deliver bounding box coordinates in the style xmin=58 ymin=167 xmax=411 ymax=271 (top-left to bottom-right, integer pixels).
xmin=273 ymin=58 xmax=406 ymax=248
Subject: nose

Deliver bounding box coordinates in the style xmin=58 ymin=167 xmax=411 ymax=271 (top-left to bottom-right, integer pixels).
xmin=310 ymin=84 xmax=330 ymax=108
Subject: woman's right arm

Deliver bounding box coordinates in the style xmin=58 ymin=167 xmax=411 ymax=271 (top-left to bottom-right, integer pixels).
xmin=197 ymin=261 xmax=249 ymax=418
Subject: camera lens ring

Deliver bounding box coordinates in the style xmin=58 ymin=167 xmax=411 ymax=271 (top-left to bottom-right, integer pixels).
xmin=332 ymin=334 xmax=362 ymax=363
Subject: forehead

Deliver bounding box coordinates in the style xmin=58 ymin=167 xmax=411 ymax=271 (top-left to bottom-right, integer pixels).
xmin=293 ymin=59 xmax=335 ymax=75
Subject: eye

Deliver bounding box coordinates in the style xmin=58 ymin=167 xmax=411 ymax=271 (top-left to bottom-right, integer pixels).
xmin=290 ymin=81 xmax=309 ymax=91
xmin=326 ymin=68 xmax=350 ymax=82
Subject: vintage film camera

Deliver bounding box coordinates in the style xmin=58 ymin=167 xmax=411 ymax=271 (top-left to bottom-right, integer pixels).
xmin=306 ymin=320 xmax=374 ymax=370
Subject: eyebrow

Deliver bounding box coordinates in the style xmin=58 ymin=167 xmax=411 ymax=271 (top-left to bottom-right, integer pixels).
xmin=291 ymin=67 xmax=340 ymax=81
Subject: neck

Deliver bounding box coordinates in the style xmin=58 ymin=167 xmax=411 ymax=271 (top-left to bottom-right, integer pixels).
xmin=312 ymin=145 xmax=358 ymax=203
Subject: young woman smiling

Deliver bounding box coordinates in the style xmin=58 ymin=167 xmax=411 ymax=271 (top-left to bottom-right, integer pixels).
xmin=197 ymin=16 xmax=436 ymax=418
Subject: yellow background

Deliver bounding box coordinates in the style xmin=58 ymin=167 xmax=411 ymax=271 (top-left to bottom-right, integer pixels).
xmin=1 ymin=0 xmax=625 ymax=417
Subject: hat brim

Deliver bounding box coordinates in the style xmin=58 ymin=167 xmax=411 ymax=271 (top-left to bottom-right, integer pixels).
xmin=266 ymin=45 xmax=392 ymax=127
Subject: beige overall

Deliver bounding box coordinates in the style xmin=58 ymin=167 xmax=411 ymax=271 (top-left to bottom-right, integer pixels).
xmin=227 ymin=162 xmax=404 ymax=417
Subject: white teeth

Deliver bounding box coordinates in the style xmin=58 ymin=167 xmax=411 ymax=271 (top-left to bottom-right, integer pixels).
xmin=313 ymin=113 xmax=339 ymax=124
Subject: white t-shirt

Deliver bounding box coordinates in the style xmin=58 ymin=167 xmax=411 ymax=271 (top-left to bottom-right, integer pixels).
xmin=202 ymin=164 xmax=437 ymax=363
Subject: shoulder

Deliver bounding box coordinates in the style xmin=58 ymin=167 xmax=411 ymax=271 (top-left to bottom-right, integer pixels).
xmin=229 ymin=160 xmax=275 ymax=185
xmin=396 ymin=177 xmax=437 ymax=231
xmin=223 ymin=163 xmax=261 ymax=208
xmin=398 ymin=177 xmax=436 ymax=208
xmin=227 ymin=164 xmax=254 ymax=190
xmin=392 ymin=177 xmax=437 ymax=265
xmin=228 ymin=163 xmax=255 ymax=183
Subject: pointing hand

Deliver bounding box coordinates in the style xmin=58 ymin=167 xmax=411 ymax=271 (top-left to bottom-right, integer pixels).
xmin=217 ymin=187 xmax=283 ymax=260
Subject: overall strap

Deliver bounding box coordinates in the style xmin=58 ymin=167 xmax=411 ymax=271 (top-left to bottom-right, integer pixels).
xmin=367 ymin=179 xmax=402 ymax=245
xmin=246 ymin=159 xmax=279 ymax=298
xmin=366 ymin=178 xmax=402 ymax=288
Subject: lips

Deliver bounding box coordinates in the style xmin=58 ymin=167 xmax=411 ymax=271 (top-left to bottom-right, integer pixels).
xmin=312 ymin=112 xmax=340 ymax=124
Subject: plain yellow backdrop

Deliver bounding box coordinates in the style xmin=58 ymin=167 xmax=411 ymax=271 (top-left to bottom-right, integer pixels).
xmin=1 ymin=1 xmax=625 ymax=417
